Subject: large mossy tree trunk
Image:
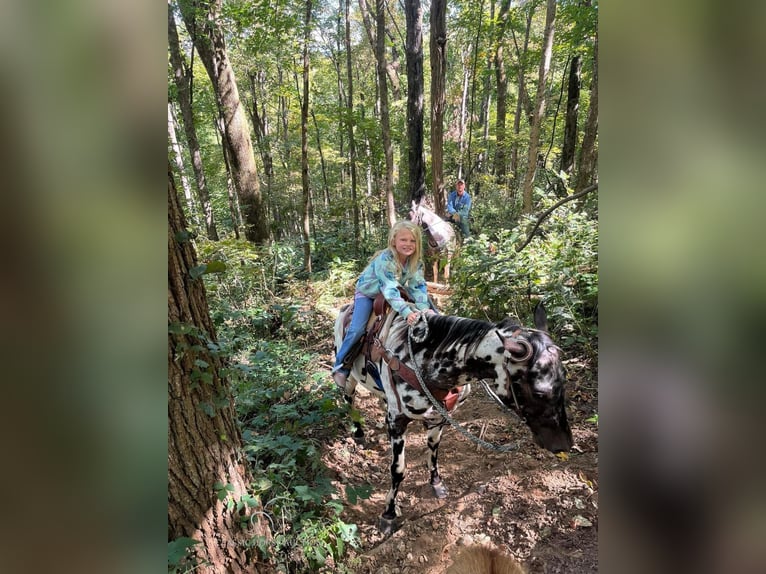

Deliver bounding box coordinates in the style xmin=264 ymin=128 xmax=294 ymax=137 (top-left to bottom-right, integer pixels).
xmin=168 ymin=165 xmax=270 ymax=572
xmin=177 ymin=0 xmax=268 ymax=243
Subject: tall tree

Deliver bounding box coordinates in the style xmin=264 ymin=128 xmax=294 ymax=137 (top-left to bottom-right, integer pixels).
xmin=177 ymin=0 xmax=269 ymax=243
xmin=343 ymin=0 xmax=360 ymax=248
xmin=301 ymin=0 xmax=313 ymax=271
xmin=492 ymin=0 xmax=512 ymax=186
xmin=168 ymin=103 xmax=198 ymax=225
xmin=168 ymin=2 xmax=218 ymax=240
xmin=521 ymin=0 xmax=557 ymax=213
xmin=404 ymin=0 xmax=426 ymax=203
xmin=248 ymin=71 xmax=276 ymax=223
xmin=168 ymin=165 xmax=271 ymax=572
xmin=430 ymin=0 xmax=447 ymax=213
xmin=358 ymin=0 xmax=397 ymax=225
xmin=560 ymin=54 xmax=582 ymax=190
xmin=377 ymin=0 xmax=396 ymax=226
xmin=575 ymin=33 xmax=598 ymax=193
xmin=510 ymin=3 xmax=535 ymax=190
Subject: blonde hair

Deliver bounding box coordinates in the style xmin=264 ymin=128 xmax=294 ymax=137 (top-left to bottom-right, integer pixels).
xmin=370 ymin=220 xmax=423 ymax=277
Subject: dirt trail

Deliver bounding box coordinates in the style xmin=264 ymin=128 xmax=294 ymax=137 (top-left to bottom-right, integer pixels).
xmin=321 ymin=368 xmax=598 ymax=573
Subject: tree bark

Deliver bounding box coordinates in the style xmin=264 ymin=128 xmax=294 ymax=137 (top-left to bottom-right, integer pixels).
xmin=560 ymin=54 xmax=582 ymax=190
xmin=248 ymin=71 xmax=275 ymax=226
xmin=311 ymin=108 xmax=330 ymax=207
xmin=404 ymin=0 xmax=426 ymax=203
xmin=510 ymin=4 xmax=534 ymax=190
xmin=344 ymin=0 xmax=360 ymax=249
xmin=430 ymin=0 xmax=447 ymax=213
xmin=168 ymin=165 xmax=270 ymax=572
xmin=521 ymin=0 xmax=556 ymax=213
xmin=301 ymin=0 xmax=313 ymax=272
xmin=575 ymin=33 xmax=598 ymax=193
xmin=377 ymin=0 xmax=396 ymax=226
xmin=168 ymin=2 xmax=218 ymax=240
xmin=178 ymin=0 xmax=268 ymax=243
xmin=493 ymin=0 xmax=512 ymax=186
xmin=168 ymin=103 xmax=198 ymax=225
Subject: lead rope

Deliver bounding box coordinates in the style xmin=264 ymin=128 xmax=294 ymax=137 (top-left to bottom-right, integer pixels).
xmin=406 ymin=321 xmax=520 ymax=453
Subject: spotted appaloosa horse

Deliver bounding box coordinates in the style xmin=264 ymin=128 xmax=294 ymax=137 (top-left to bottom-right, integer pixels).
xmin=333 ymin=302 xmax=573 ymax=535
xmin=409 ymin=201 xmax=458 ymax=284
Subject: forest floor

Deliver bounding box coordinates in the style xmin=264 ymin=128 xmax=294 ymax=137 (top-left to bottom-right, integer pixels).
xmin=316 ymin=286 xmax=599 ymax=574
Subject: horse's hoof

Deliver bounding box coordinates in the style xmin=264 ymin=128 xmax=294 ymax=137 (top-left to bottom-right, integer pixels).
xmin=353 ymin=435 xmax=366 ymax=446
xmin=431 ymin=482 xmax=448 ymax=499
xmin=378 ymin=516 xmax=401 ymax=536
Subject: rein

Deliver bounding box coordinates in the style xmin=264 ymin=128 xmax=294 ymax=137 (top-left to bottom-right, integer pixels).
xmin=406 ymin=320 xmax=522 ymax=453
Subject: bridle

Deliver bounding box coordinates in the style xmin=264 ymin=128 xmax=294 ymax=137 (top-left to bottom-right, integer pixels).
xmin=404 ymin=321 xmax=535 ymax=452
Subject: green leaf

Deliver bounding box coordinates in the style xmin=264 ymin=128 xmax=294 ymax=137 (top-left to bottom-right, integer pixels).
xmin=168 ymin=537 xmax=199 ymax=567
xmin=345 ymin=483 xmax=373 ymax=504
xmin=205 ymin=260 xmax=227 ymax=274
xmin=189 ymin=264 xmax=208 ymax=280
xmin=174 ymin=229 xmax=195 ymax=244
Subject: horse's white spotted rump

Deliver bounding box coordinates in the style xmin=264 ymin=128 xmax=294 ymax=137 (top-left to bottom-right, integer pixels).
xmin=333 ymin=303 xmax=573 ymax=535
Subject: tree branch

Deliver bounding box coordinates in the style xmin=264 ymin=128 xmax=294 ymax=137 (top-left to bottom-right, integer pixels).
xmin=515 ymin=183 xmax=598 ymax=252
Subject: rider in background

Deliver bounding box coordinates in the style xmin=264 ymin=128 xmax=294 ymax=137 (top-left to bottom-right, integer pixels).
xmin=445 ymin=178 xmax=472 ymax=238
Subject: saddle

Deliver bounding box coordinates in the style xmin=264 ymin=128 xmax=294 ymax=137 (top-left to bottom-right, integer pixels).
xmin=340 ymin=288 xmax=461 ymax=412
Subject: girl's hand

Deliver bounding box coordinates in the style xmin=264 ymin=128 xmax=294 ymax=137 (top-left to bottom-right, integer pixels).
xmin=406 ymin=312 xmax=420 ymax=326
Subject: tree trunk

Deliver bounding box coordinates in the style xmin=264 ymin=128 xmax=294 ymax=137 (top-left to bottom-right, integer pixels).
xmin=177 ymin=0 xmax=268 ymax=243
xmin=430 ymin=0 xmax=447 ymax=213
xmin=248 ymin=71 xmax=275 ymax=227
xmin=575 ymin=33 xmax=598 ymax=193
xmin=344 ymin=0 xmax=360 ymax=249
xmin=168 ymin=165 xmax=270 ymax=572
xmin=358 ymin=0 xmax=396 ymax=226
xmin=301 ymin=0 xmax=313 ymax=272
xmin=493 ymin=0 xmax=512 ymax=186
xmin=404 ymin=0 xmax=426 ymax=203
xmin=168 ymin=103 xmax=198 ymax=225
xmin=168 ymin=3 xmax=219 ymax=240
xmin=377 ymin=0 xmax=396 ymax=226
xmin=465 ymin=0 xmax=485 ymax=188
xmin=510 ymin=4 xmax=534 ymax=190
xmin=521 ymin=0 xmax=556 ymax=214
xmin=311 ymin=108 xmax=330 ymax=207
xmin=457 ymin=45 xmax=470 ymax=179
xmin=560 ymin=54 xmax=582 ymax=191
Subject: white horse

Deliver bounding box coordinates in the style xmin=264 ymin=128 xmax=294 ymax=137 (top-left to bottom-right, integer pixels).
xmin=409 ymin=201 xmax=458 ymax=284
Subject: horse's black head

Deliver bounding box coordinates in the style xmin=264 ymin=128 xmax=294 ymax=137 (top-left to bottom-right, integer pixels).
xmin=496 ymin=305 xmax=573 ymax=453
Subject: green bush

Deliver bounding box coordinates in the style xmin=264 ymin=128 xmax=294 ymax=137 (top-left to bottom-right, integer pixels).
xmin=448 ymin=197 xmax=597 ymax=357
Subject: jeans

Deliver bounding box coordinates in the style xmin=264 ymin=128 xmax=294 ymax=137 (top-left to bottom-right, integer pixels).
xmin=333 ymin=291 xmax=374 ymax=374
xmin=447 ymin=213 xmax=470 ymax=238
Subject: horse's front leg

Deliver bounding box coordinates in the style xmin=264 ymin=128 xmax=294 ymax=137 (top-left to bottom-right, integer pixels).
xmin=342 ymin=378 xmax=366 ymax=443
xmin=379 ymin=412 xmax=411 ymax=536
xmin=425 ymin=420 xmax=448 ymax=498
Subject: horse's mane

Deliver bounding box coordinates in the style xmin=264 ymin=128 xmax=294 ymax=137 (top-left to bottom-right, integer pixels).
xmin=422 ymin=314 xmax=500 ymax=358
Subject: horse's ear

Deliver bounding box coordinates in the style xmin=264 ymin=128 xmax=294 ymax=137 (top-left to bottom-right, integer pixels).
xmin=497 ymin=331 xmax=533 ymax=362
xmin=533 ymin=301 xmax=549 ymax=332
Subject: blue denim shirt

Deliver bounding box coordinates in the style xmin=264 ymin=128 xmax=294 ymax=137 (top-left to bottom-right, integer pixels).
xmin=447 ymin=190 xmax=472 ymax=219
xmin=355 ymin=249 xmax=430 ymax=318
